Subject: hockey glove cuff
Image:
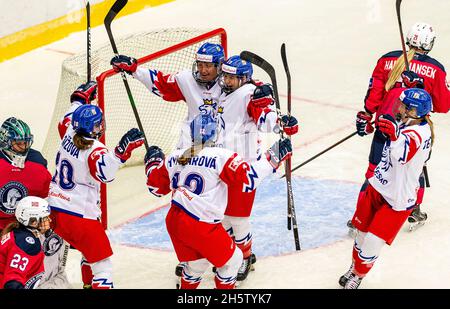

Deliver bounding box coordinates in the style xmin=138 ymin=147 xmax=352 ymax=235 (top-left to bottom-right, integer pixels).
xmin=115 ymin=128 xmax=145 ymax=163
xmin=111 ymin=55 xmax=138 ymax=75
xmin=144 ymin=145 xmax=165 ymax=176
xmin=377 ymin=114 xmax=399 ymax=141
xmin=356 ymin=111 xmax=374 ymax=136
xmin=280 ymin=115 xmax=299 ymax=136
xmin=70 ymin=81 xmax=98 ymax=104
xmin=401 ymin=70 xmax=424 ymax=89
xmin=265 ymin=138 xmax=292 ymax=169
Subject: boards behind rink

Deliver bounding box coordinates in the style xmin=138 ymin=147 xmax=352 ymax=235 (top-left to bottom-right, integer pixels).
xmin=42 ymin=28 xmax=227 ymax=228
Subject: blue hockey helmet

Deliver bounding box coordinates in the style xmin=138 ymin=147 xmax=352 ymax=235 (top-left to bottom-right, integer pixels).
xmin=190 ymin=113 xmax=217 ymax=145
xmin=219 ymin=55 xmax=253 ymax=93
xmin=195 ymin=42 xmax=225 ymax=66
xmin=71 ymin=105 xmax=105 ymax=138
xmin=192 ymin=42 xmax=225 ymax=85
xmin=399 ymin=88 xmax=432 ymax=118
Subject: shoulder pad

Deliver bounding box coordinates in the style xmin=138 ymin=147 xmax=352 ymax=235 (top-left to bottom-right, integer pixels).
xmin=26 ymin=149 xmax=48 ymax=168
xmin=415 ymin=54 xmax=446 ymax=72
xmin=380 ymin=50 xmax=403 ymax=60
xmin=13 ymin=227 xmax=41 ymax=256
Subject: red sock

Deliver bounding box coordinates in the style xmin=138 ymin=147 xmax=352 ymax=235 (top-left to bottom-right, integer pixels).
xmin=81 ymin=260 xmax=93 ymax=287
xmin=180 ymin=277 xmax=201 ymax=289
xmin=237 ymin=240 xmax=252 ymax=260
xmin=214 ymin=276 xmax=235 ymax=289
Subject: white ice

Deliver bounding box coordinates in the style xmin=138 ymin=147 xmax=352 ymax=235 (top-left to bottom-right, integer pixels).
xmin=1 ymin=0 xmax=450 ymax=288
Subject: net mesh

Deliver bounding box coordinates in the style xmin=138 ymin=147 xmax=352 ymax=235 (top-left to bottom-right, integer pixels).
xmin=42 ymin=28 xmax=225 ymax=170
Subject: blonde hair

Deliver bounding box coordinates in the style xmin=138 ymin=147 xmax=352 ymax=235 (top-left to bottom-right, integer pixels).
xmin=73 ymin=133 xmax=94 ymax=150
xmin=385 ymin=48 xmax=417 ymax=91
xmin=177 ymin=143 xmax=205 ymax=165
xmin=424 ymin=115 xmax=435 ymax=146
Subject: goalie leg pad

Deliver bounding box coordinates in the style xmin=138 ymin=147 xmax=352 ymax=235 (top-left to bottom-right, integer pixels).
xmin=215 ymin=247 xmax=243 ymax=289
xmin=180 ymin=258 xmax=209 ymax=289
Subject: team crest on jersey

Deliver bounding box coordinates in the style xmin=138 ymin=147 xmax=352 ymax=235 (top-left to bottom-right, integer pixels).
xmin=43 ymin=233 xmax=64 ymax=256
xmin=199 ymin=99 xmax=217 ymax=115
xmin=0 ymin=181 xmax=28 ymax=214
xmin=24 ymin=272 xmax=43 ymax=289
xmin=25 ymin=236 xmax=36 ymax=245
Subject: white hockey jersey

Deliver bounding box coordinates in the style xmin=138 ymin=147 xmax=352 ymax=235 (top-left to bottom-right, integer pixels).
xmin=48 ymin=102 xmax=123 ymax=219
xmin=369 ymin=121 xmax=432 ymax=211
xmin=133 ymin=68 xmax=222 ymax=149
xmin=146 ymin=146 xmax=275 ymax=223
xmin=216 ymin=83 xmax=278 ymax=162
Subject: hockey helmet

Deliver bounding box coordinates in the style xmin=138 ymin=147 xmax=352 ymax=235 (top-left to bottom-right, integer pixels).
xmin=406 ymin=22 xmax=436 ymax=52
xmin=0 ymin=117 xmax=34 ymax=168
xmin=72 ymin=105 xmax=105 ymax=139
xmin=15 ymin=196 xmax=51 ymax=227
xmin=192 ymin=42 xmax=225 ymax=85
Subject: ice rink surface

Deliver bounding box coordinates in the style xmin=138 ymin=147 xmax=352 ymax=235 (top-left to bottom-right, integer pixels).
xmin=1 ymin=0 xmax=450 ymax=288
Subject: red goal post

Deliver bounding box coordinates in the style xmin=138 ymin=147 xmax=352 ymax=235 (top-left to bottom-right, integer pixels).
xmin=96 ymin=28 xmax=227 ymax=228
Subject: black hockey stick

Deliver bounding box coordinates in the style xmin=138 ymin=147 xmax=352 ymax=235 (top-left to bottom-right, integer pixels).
xmin=104 ymin=0 xmax=149 ymax=149
xmin=281 ymin=121 xmax=373 ymax=177
xmin=240 ymin=50 xmax=301 ymax=251
xmin=396 ymin=0 xmax=430 ymax=187
xmin=395 ymin=0 xmax=410 ymax=71
xmin=280 ymin=44 xmax=297 ymax=238
xmin=86 ymin=0 xmax=91 ymax=81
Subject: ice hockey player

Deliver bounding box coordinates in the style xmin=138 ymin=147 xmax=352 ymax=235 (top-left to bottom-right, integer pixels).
xmin=144 ymin=113 xmax=292 ymax=289
xmin=216 ymin=55 xmax=298 ymax=281
xmin=349 ymin=22 xmax=450 ymax=234
xmin=0 ymin=196 xmax=51 ymax=289
xmin=340 ymin=88 xmax=434 ymax=289
xmin=47 ymin=81 xmax=145 ymax=289
xmin=0 ymin=117 xmax=51 ymax=231
xmin=110 ymin=42 xmax=225 ymax=150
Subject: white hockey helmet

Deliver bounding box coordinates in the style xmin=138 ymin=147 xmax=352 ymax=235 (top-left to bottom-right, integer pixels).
xmin=406 ymin=22 xmax=436 ymax=52
xmin=15 ymin=196 xmax=51 ymax=226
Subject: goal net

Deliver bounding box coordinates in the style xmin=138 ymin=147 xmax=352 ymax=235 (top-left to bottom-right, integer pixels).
xmin=42 ymin=28 xmax=227 ymax=227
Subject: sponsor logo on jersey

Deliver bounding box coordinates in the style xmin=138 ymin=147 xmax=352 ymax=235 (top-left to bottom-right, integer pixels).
xmin=43 ymin=233 xmax=63 ymax=257
xmin=25 ymin=236 xmax=36 ymax=245
xmin=228 ymin=155 xmax=244 ymax=172
xmin=24 ymin=272 xmax=43 ymax=289
xmin=1 ymin=232 xmax=11 ymax=245
xmin=0 ymin=181 xmax=28 ymax=215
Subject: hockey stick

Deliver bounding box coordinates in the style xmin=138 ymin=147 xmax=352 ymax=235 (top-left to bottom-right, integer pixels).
xmin=104 ymin=0 xmax=149 ymax=149
xmin=395 ymin=0 xmax=410 ymax=71
xmin=86 ymin=0 xmax=91 ymax=81
xmin=280 ymin=44 xmax=297 ymax=237
xmin=240 ymin=50 xmax=301 ymax=250
xmin=281 ymin=122 xmax=374 ymax=177
xmin=396 ymin=0 xmax=430 ymax=187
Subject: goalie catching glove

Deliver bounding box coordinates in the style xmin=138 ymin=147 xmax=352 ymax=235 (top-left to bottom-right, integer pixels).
xmin=110 ymin=55 xmax=138 ymax=75
xmin=70 ymin=81 xmax=97 ymax=104
xmin=144 ymin=146 xmax=165 ymax=176
xmin=114 ymin=128 xmax=145 ymax=162
xmin=266 ymin=138 xmax=292 ymax=169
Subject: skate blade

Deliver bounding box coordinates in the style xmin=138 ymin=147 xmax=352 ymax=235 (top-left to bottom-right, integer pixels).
xmin=409 ymin=221 xmax=425 ymax=232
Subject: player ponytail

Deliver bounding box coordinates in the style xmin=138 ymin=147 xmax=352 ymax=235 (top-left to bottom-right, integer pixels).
xmin=424 ymin=115 xmax=435 ymax=146
xmin=385 ymin=48 xmax=416 ymax=91
xmin=73 ymin=133 xmax=94 ymax=150
xmin=1 ymin=221 xmax=20 ymax=236
xmin=177 ymin=144 xmax=204 ymax=165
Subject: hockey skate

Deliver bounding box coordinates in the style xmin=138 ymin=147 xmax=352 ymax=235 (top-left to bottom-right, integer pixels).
xmin=347 ymin=220 xmax=357 ymax=238
xmin=338 ymin=263 xmax=354 ymax=287
xmin=343 ymin=273 xmax=363 ymax=289
xmin=408 ymin=205 xmax=427 ymax=232
xmin=175 ymin=262 xmax=187 ymax=277
xmin=237 ymin=253 xmax=256 ymax=282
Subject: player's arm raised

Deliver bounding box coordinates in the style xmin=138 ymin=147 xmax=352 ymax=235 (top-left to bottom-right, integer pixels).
xmin=143 ymin=146 xmax=171 ymax=197
xmin=110 ymin=55 xmax=185 ymax=102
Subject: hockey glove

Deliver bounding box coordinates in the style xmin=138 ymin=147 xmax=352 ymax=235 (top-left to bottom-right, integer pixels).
xmin=266 ymin=138 xmax=292 ymax=169
xmin=144 ymin=145 xmax=165 ymax=176
xmin=401 ymin=70 xmax=424 ymax=89
xmin=115 ymin=128 xmax=145 ymax=162
xmin=110 ymin=55 xmax=138 ymax=75
xmin=250 ymin=84 xmax=274 ymax=108
xmin=377 ymin=114 xmax=399 ymax=141
xmin=280 ymin=115 xmax=299 ymax=136
xmin=356 ymin=111 xmax=374 ymax=137
xmin=70 ymin=81 xmax=97 ymax=104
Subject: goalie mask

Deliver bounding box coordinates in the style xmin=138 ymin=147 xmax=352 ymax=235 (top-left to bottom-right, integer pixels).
xmin=192 ymin=42 xmax=225 ymax=86
xmin=0 ymin=117 xmax=34 ymax=169
xmin=392 ymin=88 xmax=432 ymax=124
xmin=219 ymin=55 xmax=253 ymax=94
xmin=406 ymin=22 xmax=436 ymax=53
xmin=72 ymin=105 xmax=105 ymax=139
